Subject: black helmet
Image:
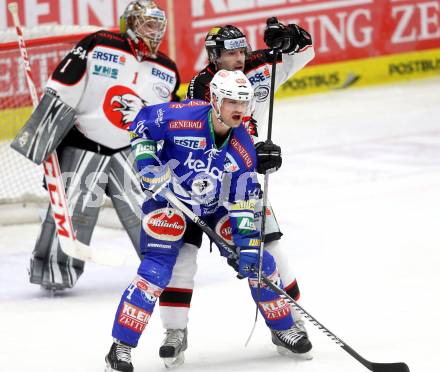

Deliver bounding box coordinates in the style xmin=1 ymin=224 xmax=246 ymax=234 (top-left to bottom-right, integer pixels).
xmin=205 ymin=25 xmax=250 ymax=64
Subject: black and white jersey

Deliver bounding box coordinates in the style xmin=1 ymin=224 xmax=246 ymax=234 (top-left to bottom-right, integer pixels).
xmin=47 ymin=30 xmax=180 ymax=150
xmin=186 ymin=45 xmax=314 ymax=140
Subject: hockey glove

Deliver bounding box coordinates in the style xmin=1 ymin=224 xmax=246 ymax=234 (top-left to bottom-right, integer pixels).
xmin=140 ymin=165 xmax=171 ymax=202
xmin=264 ymin=17 xmax=312 ymax=53
xmin=238 ymin=247 xmax=259 ymax=277
xmin=255 ymin=140 xmax=282 ymax=174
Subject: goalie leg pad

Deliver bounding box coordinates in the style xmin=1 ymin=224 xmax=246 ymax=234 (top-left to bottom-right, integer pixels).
xmin=107 ymin=149 xmax=144 ymax=258
xmin=11 ymin=91 xmax=76 ymax=165
xmin=29 ymin=146 xmax=111 ymax=289
xmin=30 ymin=206 xmax=83 ymax=289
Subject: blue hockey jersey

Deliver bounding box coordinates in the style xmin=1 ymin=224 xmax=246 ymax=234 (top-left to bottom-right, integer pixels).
xmin=129 ymin=99 xmax=261 ymax=247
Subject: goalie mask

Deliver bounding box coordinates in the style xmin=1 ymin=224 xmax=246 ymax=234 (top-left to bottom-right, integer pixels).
xmin=120 ymin=0 xmax=167 ymax=60
xmin=210 ymin=70 xmax=255 ymax=124
xmin=205 ymin=25 xmax=251 ymax=65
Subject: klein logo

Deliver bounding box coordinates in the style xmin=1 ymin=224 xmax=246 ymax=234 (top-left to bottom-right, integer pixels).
xmin=117 ymin=302 xmax=151 ymax=333
xmin=93 ymin=64 xmax=119 ymax=79
xmin=259 ymin=298 xmax=291 ymax=320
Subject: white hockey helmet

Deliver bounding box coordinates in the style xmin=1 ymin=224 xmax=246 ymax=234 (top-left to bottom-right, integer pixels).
xmin=120 ymin=0 xmax=167 ymax=59
xmin=210 ymin=70 xmax=254 ymax=120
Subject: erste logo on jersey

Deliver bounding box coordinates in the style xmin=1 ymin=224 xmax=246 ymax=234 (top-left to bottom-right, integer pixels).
xmin=174 ymin=136 xmax=207 ymax=150
xmin=143 ymin=208 xmax=186 ymax=241
xmin=103 ymin=85 xmax=147 ymax=129
xmin=92 ymin=50 xmax=126 ymax=65
xmin=152 ymin=67 xmax=174 ymax=84
xmin=248 ymin=67 xmax=270 ymax=85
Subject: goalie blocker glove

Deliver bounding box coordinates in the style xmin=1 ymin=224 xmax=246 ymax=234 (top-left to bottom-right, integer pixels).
xmin=255 ymin=140 xmax=282 ymax=174
xmin=10 ymin=89 xmax=76 ymax=165
xmin=264 ymin=17 xmax=312 ymax=54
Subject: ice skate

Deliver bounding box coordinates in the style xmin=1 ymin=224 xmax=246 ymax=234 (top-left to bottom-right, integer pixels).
xmin=159 ymin=328 xmax=188 ymax=369
xmin=105 ymin=340 xmax=133 ymax=372
xmin=271 ymin=323 xmax=313 ymax=360
xmin=291 ymin=307 xmax=308 ymax=334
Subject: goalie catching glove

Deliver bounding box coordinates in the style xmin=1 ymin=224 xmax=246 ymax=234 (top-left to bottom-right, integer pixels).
xmin=255 ymin=140 xmax=282 ymax=174
xmin=264 ymin=17 xmax=312 ymax=53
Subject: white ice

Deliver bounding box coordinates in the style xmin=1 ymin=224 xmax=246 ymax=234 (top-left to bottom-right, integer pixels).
xmin=1 ymin=77 xmax=439 ymax=372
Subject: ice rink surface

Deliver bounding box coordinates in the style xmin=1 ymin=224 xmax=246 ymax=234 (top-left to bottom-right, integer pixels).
xmin=1 ymin=77 xmax=439 ymax=372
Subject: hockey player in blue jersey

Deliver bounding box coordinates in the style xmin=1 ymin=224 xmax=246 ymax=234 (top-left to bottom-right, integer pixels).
xmin=104 ymin=70 xmax=312 ymax=371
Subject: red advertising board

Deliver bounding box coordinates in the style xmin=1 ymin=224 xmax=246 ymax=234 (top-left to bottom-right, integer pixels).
xmin=1 ymin=0 xmax=439 ymax=96
xmin=169 ymin=0 xmax=440 ymax=81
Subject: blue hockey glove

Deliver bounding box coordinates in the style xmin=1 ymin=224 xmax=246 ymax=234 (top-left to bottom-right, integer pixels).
xmin=238 ymin=247 xmax=259 ymax=277
xmin=140 ymin=165 xmax=171 ymax=202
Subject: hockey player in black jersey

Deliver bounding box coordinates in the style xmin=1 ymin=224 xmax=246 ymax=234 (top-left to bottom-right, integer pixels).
xmin=28 ymin=0 xmax=180 ymax=291
xmin=157 ymin=18 xmax=315 ymax=367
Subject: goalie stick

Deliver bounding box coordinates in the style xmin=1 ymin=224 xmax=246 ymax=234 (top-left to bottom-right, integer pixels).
xmin=150 ymin=187 xmax=410 ymax=372
xmin=8 ymin=2 xmax=124 ymax=267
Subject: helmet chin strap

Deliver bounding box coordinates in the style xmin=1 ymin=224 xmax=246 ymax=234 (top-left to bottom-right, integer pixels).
xmin=212 ymin=98 xmax=228 ymax=127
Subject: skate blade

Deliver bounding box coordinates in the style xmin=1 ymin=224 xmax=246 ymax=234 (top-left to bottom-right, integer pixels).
xmin=163 ymin=352 xmax=185 ymax=369
xmin=276 ymin=346 xmax=313 ymax=360
xmin=105 ymin=363 xmax=119 ymax=372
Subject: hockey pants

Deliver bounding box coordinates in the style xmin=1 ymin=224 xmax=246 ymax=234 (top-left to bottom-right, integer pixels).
xmin=159 ymin=202 xmax=301 ymax=330
xmin=112 ymin=199 xmax=294 ymax=347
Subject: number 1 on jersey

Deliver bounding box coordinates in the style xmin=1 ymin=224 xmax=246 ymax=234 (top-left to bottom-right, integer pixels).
xmin=132 ymin=72 xmax=139 ymax=85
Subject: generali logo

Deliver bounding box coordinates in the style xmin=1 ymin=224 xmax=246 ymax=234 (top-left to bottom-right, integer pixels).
xmin=169 ymin=120 xmax=204 ymax=130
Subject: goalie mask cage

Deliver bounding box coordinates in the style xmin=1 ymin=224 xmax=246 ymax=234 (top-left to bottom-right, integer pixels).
xmin=0 ymin=25 xmax=117 ymax=225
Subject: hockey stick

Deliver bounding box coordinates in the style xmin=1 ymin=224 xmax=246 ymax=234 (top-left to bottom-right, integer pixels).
xmin=151 ymin=188 xmax=410 ymax=372
xmin=8 ymin=2 xmax=124 ymax=266
xmin=247 ymin=48 xmax=281 ymax=345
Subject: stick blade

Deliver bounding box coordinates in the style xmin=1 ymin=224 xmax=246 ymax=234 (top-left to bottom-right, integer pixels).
xmin=59 ymin=236 xmax=126 ymax=267
xmin=371 ymin=362 xmax=410 ymax=372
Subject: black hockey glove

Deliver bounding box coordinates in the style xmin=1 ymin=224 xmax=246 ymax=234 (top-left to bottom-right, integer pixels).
xmin=255 ymin=140 xmax=282 ymax=174
xmin=264 ymin=17 xmax=312 ymax=53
